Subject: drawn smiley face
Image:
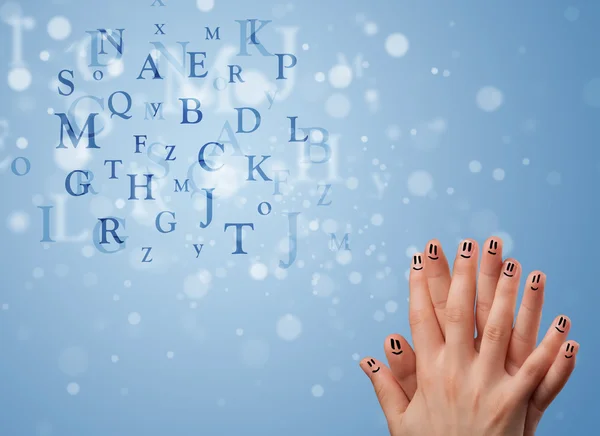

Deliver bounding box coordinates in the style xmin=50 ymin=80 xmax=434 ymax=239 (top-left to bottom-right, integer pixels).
xmin=390 ymin=338 xmax=403 ymax=355
xmin=427 ymin=243 xmax=439 ymax=260
xmin=366 ymin=358 xmax=380 ymax=373
xmin=412 ymin=255 xmax=423 ymax=271
xmin=555 ymin=316 xmax=567 ymax=333
xmin=460 ymin=241 xmax=473 ymax=258
xmin=564 ymin=343 xmax=575 ymax=359
xmin=531 ymin=273 xmax=541 ymax=291
xmin=488 ymin=239 xmax=498 ymax=255
xmin=503 ymin=262 xmax=516 ymax=277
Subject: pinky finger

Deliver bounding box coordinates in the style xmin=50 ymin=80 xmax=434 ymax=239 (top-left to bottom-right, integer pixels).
xmin=360 ymin=357 xmax=409 ymax=420
xmin=524 ymin=341 xmax=579 ymax=436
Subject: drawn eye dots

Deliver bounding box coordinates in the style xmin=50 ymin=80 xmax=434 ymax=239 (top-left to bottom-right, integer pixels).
xmin=428 ymin=243 xmax=438 ymax=259
xmin=488 ymin=239 xmax=498 ymax=254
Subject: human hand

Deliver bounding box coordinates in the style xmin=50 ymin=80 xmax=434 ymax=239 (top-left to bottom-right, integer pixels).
xmin=361 ymin=237 xmax=578 ymax=436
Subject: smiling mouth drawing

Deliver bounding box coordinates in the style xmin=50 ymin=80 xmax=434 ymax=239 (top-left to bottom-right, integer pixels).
xmin=428 ymin=256 xmax=439 ymax=260
xmin=460 ymin=254 xmax=471 ymax=259
xmin=392 ymin=351 xmax=403 ymax=355
xmin=531 ymin=286 xmax=539 ymax=291
xmin=413 ymin=267 xmax=423 ymax=270
xmin=372 ymin=367 xmax=380 ymax=373
xmin=565 ymin=354 xmax=573 ymax=359
xmin=555 ymin=327 xmax=565 ymax=333
xmin=503 ymin=272 xmax=514 ymax=277
xmin=488 ymin=251 xmax=497 ymax=255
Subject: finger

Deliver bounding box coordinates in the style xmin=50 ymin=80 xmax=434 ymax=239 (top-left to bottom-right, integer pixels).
xmin=513 ymin=315 xmax=572 ymax=397
xmin=475 ymin=236 xmax=504 ymax=349
xmin=424 ymin=239 xmax=451 ymax=337
xmin=523 ymin=341 xmax=579 ymax=436
xmin=385 ymin=334 xmax=417 ymax=400
xmin=360 ymin=357 xmax=409 ymax=419
xmin=505 ymin=271 xmax=546 ymax=374
xmin=409 ymin=253 xmax=444 ymax=359
xmin=478 ymin=259 xmax=521 ymax=372
xmin=444 ymin=239 xmax=478 ymax=357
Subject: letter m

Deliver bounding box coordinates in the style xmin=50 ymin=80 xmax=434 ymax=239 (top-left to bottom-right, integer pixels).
xmin=174 ymin=178 xmax=190 ymax=192
xmin=205 ymin=27 xmax=220 ymax=40
xmin=55 ymin=113 xmax=100 ymax=149
xmin=329 ymin=233 xmax=350 ymax=251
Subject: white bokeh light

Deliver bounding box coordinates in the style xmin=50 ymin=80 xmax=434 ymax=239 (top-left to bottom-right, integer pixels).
xmin=128 ymin=312 xmax=141 ymax=325
xmin=325 ymin=93 xmax=351 ymax=118
xmin=276 ymin=314 xmax=302 ymax=341
xmin=492 ymin=168 xmax=505 ymax=181
xmin=476 ymin=86 xmax=503 ymax=112
xmin=249 ymin=263 xmax=268 ymax=280
xmin=311 ymin=384 xmax=324 ymax=397
xmin=407 ymin=170 xmax=433 ymax=196
xmin=184 ymin=270 xmax=212 ymax=299
xmin=469 ymin=160 xmax=482 ymax=173
xmin=349 ymin=271 xmax=362 ymax=284
xmin=197 ymin=0 xmax=215 ymax=12
xmin=385 ymin=33 xmax=409 ymax=57
xmin=328 ymin=64 xmax=353 ymax=88
xmin=8 ymin=67 xmax=32 ymax=91
xmin=7 ymin=211 xmax=29 ymax=233
xmin=47 ymin=16 xmax=71 ymax=40
xmin=66 ymin=382 xmax=80 ymax=396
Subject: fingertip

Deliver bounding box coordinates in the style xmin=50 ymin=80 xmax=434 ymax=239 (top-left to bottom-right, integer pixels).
xmin=385 ymin=334 xmax=408 ymax=356
xmin=484 ymin=236 xmax=502 ymax=256
xmin=410 ymin=252 xmax=425 ymax=274
xmin=527 ymin=270 xmax=546 ymax=292
xmin=501 ymin=258 xmax=521 ymax=279
xmin=563 ymin=340 xmax=579 ymax=360
xmin=425 ymin=239 xmax=443 ymax=261
xmin=360 ymin=357 xmax=382 ymax=375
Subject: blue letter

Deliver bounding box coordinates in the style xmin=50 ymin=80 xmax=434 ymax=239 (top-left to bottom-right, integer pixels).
xmin=224 ymin=222 xmax=254 ymax=254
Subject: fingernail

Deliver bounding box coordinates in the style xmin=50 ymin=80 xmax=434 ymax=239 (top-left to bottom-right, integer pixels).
xmin=427 ymin=243 xmax=439 ymax=260
xmin=555 ymin=316 xmax=568 ymax=333
xmin=459 ymin=239 xmax=474 ymax=259
xmin=564 ymin=342 xmax=577 ymax=359
xmin=503 ymin=260 xmax=517 ymax=278
xmin=412 ymin=253 xmax=423 ymax=271
xmin=390 ymin=338 xmax=403 ymax=355
xmin=487 ymin=238 xmax=499 ymax=255
xmin=530 ymin=272 xmax=543 ymax=291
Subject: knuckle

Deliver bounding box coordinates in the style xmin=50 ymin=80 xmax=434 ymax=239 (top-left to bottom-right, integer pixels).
xmin=510 ymin=327 xmax=532 ymax=347
xmin=431 ymin=297 xmax=447 ymax=310
xmin=484 ymin=323 xmax=508 ymax=343
xmin=522 ymin=362 xmax=544 ymax=381
xmin=476 ymin=299 xmax=493 ymax=314
xmin=445 ymin=306 xmax=467 ymax=324
xmin=409 ymin=308 xmax=426 ymax=328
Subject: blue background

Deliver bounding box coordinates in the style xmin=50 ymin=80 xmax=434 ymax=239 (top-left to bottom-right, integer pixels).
xmin=0 ymin=0 xmax=598 ymax=435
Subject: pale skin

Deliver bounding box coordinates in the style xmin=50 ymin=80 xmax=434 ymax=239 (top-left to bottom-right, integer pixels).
xmin=360 ymin=237 xmax=578 ymax=436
